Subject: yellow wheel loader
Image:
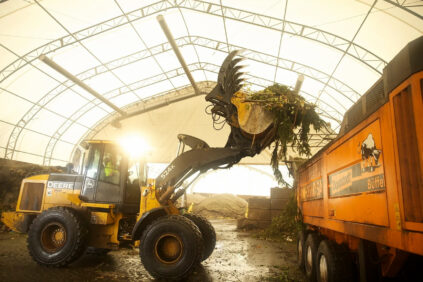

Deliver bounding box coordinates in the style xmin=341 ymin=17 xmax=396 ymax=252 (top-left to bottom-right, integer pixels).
xmin=1 ymin=51 xmax=278 ymax=280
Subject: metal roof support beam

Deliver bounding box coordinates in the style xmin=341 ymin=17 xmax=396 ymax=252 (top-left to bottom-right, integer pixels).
xmin=157 ymin=14 xmax=200 ymax=94
xmin=71 ymin=82 xmax=216 ymax=159
xmin=0 ymin=43 xmax=106 ymax=160
xmin=274 ymin=0 xmax=289 ymax=83
xmin=39 ymin=55 xmax=126 ymax=116
xmin=35 ymin=0 xmax=144 ymax=103
xmin=0 ymin=144 xmax=69 ymax=164
xmin=112 ymin=0 xmax=181 ymax=100
xmin=0 ymin=0 xmax=388 ymax=84
xmin=383 ymin=0 xmax=423 ymax=20
xmin=176 ymin=8 xmax=209 ymax=81
xmin=293 ymin=74 xmax=304 ymax=95
xmin=66 ymin=78 xmax=338 ymax=165
xmin=9 ymin=36 xmax=350 ymax=164
xmin=314 ymin=0 xmax=377 ymax=105
xmin=65 ymin=74 xmax=340 ymax=166
xmin=44 ymin=49 xmax=346 ymax=151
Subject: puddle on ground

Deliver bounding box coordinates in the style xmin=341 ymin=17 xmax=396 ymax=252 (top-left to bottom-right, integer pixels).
xmin=0 ymin=219 xmax=305 ymax=282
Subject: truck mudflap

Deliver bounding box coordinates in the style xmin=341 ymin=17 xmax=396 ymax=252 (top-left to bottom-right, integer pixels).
xmin=1 ymin=211 xmax=34 ymax=233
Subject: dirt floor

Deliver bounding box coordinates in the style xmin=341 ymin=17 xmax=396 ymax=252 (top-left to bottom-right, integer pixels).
xmin=0 ymin=219 xmax=306 ymax=282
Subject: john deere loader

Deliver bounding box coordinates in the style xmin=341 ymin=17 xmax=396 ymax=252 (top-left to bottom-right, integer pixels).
xmin=1 ymin=51 xmax=281 ymax=280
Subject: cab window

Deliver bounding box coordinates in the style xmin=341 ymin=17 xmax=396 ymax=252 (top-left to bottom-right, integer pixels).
xmin=99 ymin=145 xmax=122 ymax=185
xmin=86 ymin=145 xmax=101 ymax=179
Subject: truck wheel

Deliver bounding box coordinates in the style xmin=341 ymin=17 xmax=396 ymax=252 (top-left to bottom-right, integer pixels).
xmin=139 ymin=215 xmax=203 ymax=280
xmin=316 ymin=240 xmax=353 ymax=282
xmin=27 ymin=207 xmax=88 ymax=267
xmin=297 ymin=230 xmax=306 ymax=270
xmin=184 ymin=213 xmax=216 ymax=261
xmin=304 ymin=232 xmax=321 ymax=281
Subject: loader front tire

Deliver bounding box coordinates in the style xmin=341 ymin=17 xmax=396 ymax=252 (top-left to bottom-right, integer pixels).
xmin=27 ymin=207 xmax=88 ymax=267
xmin=139 ymin=215 xmax=203 ymax=280
xmin=184 ymin=213 xmax=216 ymax=261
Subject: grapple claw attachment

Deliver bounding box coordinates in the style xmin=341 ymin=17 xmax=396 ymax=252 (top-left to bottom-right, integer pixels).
xmin=205 ymin=50 xmax=274 ymax=154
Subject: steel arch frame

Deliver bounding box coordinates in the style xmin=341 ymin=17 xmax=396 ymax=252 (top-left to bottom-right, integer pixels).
xmin=0 ymin=0 xmax=387 ymax=85
xmin=61 ymin=68 xmax=340 ymax=167
xmin=383 ymin=0 xmax=423 ymax=20
xmin=67 ymin=76 xmax=336 ymax=166
xmin=44 ymin=63 xmax=343 ymax=165
xmin=40 ymin=47 xmax=352 ymax=165
xmin=9 ymin=35 xmax=358 ymax=164
xmin=4 ymin=0 xmax=420 ymax=164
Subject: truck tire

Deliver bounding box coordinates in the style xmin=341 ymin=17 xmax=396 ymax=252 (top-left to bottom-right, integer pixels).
xmin=304 ymin=232 xmax=321 ymax=281
xmin=316 ymin=240 xmax=353 ymax=282
xmin=27 ymin=207 xmax=88 ymax=267
xmin=184 ymin=213 xmax=216 ymax=261
xmin=297 ymin=230 xmax=306 ymax=270
xmin=139 ymin=215 xmax=203 ymax=280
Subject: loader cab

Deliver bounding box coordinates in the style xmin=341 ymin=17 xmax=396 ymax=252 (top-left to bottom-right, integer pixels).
xmin=79 ymin=141 xmax=142 ymax=214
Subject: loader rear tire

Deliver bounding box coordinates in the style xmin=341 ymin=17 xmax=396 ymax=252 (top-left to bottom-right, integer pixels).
xmin=184 ymin=213 xmax=216 ymax=261
xmin=139 ymin=215 xmax=203 ymax=280
xmin=27 ymin=207 xmax=88 ymax=267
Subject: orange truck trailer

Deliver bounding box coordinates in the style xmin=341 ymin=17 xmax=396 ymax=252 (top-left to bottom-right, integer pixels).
xmin=297 ymin=36 xmax=423 ymax=282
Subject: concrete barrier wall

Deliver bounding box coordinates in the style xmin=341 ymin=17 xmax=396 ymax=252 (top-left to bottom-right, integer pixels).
xmin=238 ymin=188 xmax=294 ymax=229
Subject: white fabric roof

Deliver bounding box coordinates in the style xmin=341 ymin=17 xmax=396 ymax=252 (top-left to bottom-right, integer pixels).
xmin=0 ymin=0 xmax=422 ymax=165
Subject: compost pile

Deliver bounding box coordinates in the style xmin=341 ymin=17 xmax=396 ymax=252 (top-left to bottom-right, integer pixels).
xmin=247 ymin=83 xmax=325 ymax=186
xmin=186 ymin=193 xmax=206 ymax=207
xmin=193 ymin=194 xmax=247 ymax=219
xmin=0 ymin=159 xmax=63 ymax=212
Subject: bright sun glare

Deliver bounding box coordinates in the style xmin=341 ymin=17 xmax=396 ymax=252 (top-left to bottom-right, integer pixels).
xmin=118 ymin=134 xmax=151 ymax=158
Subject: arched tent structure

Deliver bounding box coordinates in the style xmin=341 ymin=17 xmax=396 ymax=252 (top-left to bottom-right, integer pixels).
xmin=0 ymin=0 xmax=422 ymax=166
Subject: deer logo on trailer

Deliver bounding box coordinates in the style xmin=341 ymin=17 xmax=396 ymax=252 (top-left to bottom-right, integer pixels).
xmin=360 ymin=133 xmax=382 ymax=172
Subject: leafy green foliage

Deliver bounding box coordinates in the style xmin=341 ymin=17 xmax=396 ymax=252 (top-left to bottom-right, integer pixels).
xmin=263 ymin=191 xmax=301 ymax=240
xmin=248 ymin=84 xmax=324 ymax=185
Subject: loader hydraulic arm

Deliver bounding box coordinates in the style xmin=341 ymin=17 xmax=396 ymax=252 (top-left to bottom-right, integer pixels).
xmin=155 ymin=134 xmax=246 ymax=204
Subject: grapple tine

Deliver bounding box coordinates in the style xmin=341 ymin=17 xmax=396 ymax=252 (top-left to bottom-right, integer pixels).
xmin=227 ymin=65 xmax=245 ymax=79
xmin=229 ymin=57 xmax=246 ymax=68
xmin=226 ymin=74 xmax=245 ymax=94
xmin=234 ymin=78 xmax=245 ymax=87
xmin=218 ymin=50 xmax=242 ymax=86
xmin=223 ymin=65 xmax=245 ymax=93
xmin=233 ymin=71 xmax=245 ymax=82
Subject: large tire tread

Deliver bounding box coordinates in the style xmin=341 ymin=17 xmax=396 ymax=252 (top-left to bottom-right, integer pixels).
xmin=297 ymin=229 xmax=306 ymax=270
xmin=140 ymin=214 xmax=203 ymax=281
xmin=184 ymin=213 xmax=216 ymax=261
xmin=316 ymin=239 xmax=353 ymax=282
xmin=27 ymin=206 xmax=88 ymax=267
xmin=304 ymin=232 xmax=321 ymax=282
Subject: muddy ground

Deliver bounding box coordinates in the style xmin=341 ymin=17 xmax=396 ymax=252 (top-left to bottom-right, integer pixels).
xmin=0 ymin=219 xmax=306 ymax=282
